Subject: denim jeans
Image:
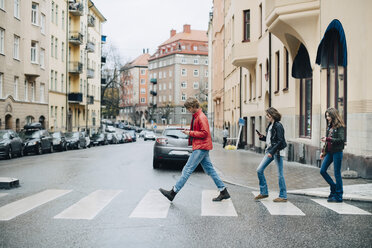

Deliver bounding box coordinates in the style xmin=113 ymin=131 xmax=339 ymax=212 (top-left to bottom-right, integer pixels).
xmin=320 ymin=152 xmax=343 ymax=200
xmin=256 ymin=153 xmax=287 ymax=199
xmin=174 ymin=150 xmax=226 ymax=193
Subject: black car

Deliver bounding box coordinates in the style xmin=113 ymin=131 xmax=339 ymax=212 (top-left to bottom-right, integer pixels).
xmin=90 ymin=133 xmax=108 ymax=146
xmin=65 ymin=132 xmax=87 ymax=149
xmin=20 ymin=124 xmax=54 ymax=155
xmin=0 ymin=130 xmax=24 ymax=159
xmin=51 ymin=132 xmax=68 ymax=151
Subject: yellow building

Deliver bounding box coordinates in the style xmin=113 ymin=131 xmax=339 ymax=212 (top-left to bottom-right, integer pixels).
xmin=210 ymin=0 xmax=372 ymax=178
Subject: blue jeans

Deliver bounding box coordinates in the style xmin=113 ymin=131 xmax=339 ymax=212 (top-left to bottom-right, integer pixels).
xmin=174 ymin=150 xmax=226 ymax=193
xmin=320 ymin=152 xmax=343 ymax=200
xmin=256 ymin=153 xmax=287 ymax=199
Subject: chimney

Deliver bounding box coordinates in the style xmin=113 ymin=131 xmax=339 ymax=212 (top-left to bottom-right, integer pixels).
xmin=170 ymin=29 xmax=176 ymax=37
xmin=143 ymin=48 xmax=145 ymax=54
xmin=183 ymin=24 xmax=191 ymax=33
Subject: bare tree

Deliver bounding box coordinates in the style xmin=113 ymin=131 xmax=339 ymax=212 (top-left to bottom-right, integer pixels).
xmin=196 ymin=82 xmax=208 ymax=114
xmin=158 ymin=101 xmax=175 ymax=124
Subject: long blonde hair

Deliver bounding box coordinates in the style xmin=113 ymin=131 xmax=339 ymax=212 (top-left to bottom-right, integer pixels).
xmin=325 ymin=107 xmax=345 ymax=128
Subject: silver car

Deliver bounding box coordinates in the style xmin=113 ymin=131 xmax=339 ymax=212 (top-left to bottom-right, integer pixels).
xmin=144 ymin=131 xmax=156 ymax=141
xmin=153 ymin=127 xmax=192 ymax=169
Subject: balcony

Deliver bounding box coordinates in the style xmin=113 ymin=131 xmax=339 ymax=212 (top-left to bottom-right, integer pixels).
xmin=86 ymin=41 xmax=95 ymax=53
xmin=87 ymin=95 xmax=94 ymax=104
xmin=150 ymin=78 xmax=157 ymax=84
xmin=69 ymin=2 xmax=84 ymax=16
xmin=69 ymin=62 xmax=83 ymax=74
xmin=150 ymin=90 xmax=157 ymax=96
xmin=87 ymin=68 xmax=95 ymax=78
xmin=231 ymin=41 xmax=258 ymax=70
xmin=69 ymin=31 xmax=83 ymax=45
xmin=88 ymin=15 xmax=96 ymax=27
xmin=101 ymin=56 xmax=106 ymax=64
xmin=68 ymin=93 xmax=83 ymax=103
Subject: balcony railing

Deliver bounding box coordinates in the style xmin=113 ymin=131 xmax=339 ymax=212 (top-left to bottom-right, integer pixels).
xmin=86 ymin=41 xmax=95 ymax=53
xmin=87 ymin=68 xmax=95 ymax=78
xmin=68 ymin=92 xmax=83 ymax=102
xmin=150 ymin=78 xmax=157 ymax=84
xmin=88 ymin=15 xmax=96 ymax=27
xmin=101 ymin=56 xmax=106 ymax=64
xmin=150 ymin=90 xmax=157 ymax=96
xmin=69 ymin=31 xmax=83 ymax=45
xmin=69 ymin=2 xmax=84 ymax=16
xmin=101 ymin=78 xmax=107 ymax=85
xmin=69 ymin=62 xmax=83 ymax=74
xmin=87 ymin=95 xmax=94 ymax=104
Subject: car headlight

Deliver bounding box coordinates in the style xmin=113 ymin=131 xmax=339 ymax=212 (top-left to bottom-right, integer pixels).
xmin=27 ymin=141 xmax=37 ymax=146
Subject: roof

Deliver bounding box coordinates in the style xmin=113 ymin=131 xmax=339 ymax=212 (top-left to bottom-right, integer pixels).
xmin=130 ymin=53 xmax=150 ymax=67
xmin=160 ymin=30 xmax=208 ymax=46
xmin=88 ymin=0 xmax=107 ymax=22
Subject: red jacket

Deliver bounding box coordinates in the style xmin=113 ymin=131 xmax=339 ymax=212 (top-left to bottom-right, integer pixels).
xmin=189 ymin=109 xmax=213 ymax=150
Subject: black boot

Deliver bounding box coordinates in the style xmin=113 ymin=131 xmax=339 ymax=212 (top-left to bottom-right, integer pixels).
xmin=159 ymin=188 xmax=177 ymax=201
xmin=213 ymin=188 xmax=230 ymax=201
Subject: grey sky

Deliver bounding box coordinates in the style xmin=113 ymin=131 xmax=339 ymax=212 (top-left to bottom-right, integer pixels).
xmin=92 ymin=0 xmax=213 ymax=62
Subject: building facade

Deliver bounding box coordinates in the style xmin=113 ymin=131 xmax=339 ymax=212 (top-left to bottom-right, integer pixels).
xmin=0 ymin=0 xmax=50 ymax=131
xmin=148 ymin=24 xmax=209 ymax=126
xmin=210 ymin=0 xmax=372 ymax=178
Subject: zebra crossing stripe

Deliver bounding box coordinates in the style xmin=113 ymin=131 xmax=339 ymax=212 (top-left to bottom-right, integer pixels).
xmin=201 ymin=190 xmax=238 ymax=216
xmin=0 ymin=189 xmax=72 ymax=221
xmin=0 ymin=193 xmax=8 ymax=198
xmin=129 ymin=189 xmax=170 ymax=218
xmin=54 ymin=190 xmax=122 ymax=220
xmin=253 ymin=191 xmax=305 ymax=216
xmin=311 ymin=199 xmax=372 ymax=215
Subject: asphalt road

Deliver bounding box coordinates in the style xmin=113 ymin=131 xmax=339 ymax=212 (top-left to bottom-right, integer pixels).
xmin=0 ymin=139 xmax=371 ymax=248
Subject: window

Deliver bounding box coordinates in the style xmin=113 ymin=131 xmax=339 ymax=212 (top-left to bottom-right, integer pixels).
xmin=163 ymin=83 xmax=166 ymax=90
xmin=51 ymin=2 xmax=54 ymax=23
xmin=13 ymin=35 xmax=20 ymax=60
xmin=181 ymin=118 xmax=186 ymax=125
xmin=181 ymin=81 xmax=187 ymax=88
xmin=0 ymin=0 xmax=4 ymax=10
xmin=51 ymin=36 xmax=54 ymax=57
xmin=169 ymin=95 xmax=172 ymax=101
xmin=205 ymin=70 xmax=208 ymax=77
xmin=40 ymin=83 xmax=45 ymax=103
xmin=193 ymin=69 xmax=199 ymax=77
xmin=243 ymin=10 xmax=250 ymax=41
xmin=159 ymin=84 xmax=162 ymax=91
xmin=193 ymin=82 xmax=199 ymax=89
xmin=181 ymin=58 xmax=186 ymax=64
xmin=14 ymin=0 xmax=20 ymax=18
xmin=55 ymin=38 xmax=58 ymax=59
xmin=275 ymin=51 xmax=280 ymax=93
xmin=24 ymin=80 xmax=27 ymax=100
xmin=205 ymin=60 xmax=208 ymax=65
xmin=258 ymin=64 xmax=262 ymax=98
xmin=299 ymin=78 xmax=312 ymax=138
xmin=140 ymin=88 xmax=146 ymax=94
xmin=140 ymin=79 xmax=145 ymax=84
xmin=259 ymin=4 xmax=262 ymax=37
xmin=169 ymin=82 xmax=172 ymax=89
xmin=55 ymin=71 xmax=57 ymax=90
xmin=31 ymin=3 xmax=39 ymax=25
xmin=140 ymin=69 xmax=145 ymax=75
xmin=159 ymin=71 xmax=162 ymax=79
xmin=163 ymin=71 xmax=166 ymax=78
xmin=61 ymin=74 xmax=64 ymax=92
xmin=31 ymin=82 xmax=35 ymax=101
xmin=181 ymin=68 xmax=187 ymax=76
xmin=169 ymin=70 xmax=172 ymax=77
xmin=0 ymin=73 xmax=3 ymax=98
xmin=14 ymin=77 xmax=18 ymax=99
xmin=163 ymin=95 xmax=166 ymax=102
xmin=50 ymin=70 xmax=53 ymax=90
xmin=62 ymin=11 xmax=65 ymax=30
xmin=284 ymin=48 xmax=289 ymax=90
xmin=0 ymin=28 xmax=4 ymax=54
xmin=193 ymin=46 xmax=198 ymax=51
xmin=61 ymin=107 xmax=64 ymax=127
xmin=181 ymin=93 xmax=186 ymax=101
xmin=181 ymin=107 xmax=186 ymax=113
xmin=141 ymin=97 xmax=145 ymax=103
xmin=41 ymin=14 xmax=45 ymax=34
xmin=55 ymin=5 xmax=58 ymax=26
xmin=194 ymin=59 xmax=199 ymax=64
xmin=61 ymin=42 xmax=64 ymax=61
xmin=31 ymin=41 xmax=38 ymax=63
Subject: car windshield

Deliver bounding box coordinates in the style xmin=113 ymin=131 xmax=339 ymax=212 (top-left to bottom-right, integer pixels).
xmin=0 ymin=131 xmax=10 ymax=140
xmin=163 ymin=129 xmax=188 ymax=139
xmin=20 ymin=130 xmax=40 ymax=139
xmin=146 ymin=131 xmax=155 ymax=135
xmin=52 ymin=132 xmax=61 ymax=138
xmin=128 ymin=130 xmax=135 ymax=135
xmin=66 ymin=132 xmax=79 ymax=138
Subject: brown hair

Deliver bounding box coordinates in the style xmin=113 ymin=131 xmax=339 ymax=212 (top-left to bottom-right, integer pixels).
xmin=184 ymin=97 xmax=200 ymax=109
xmin=266 ymin=107 xmax=282 ymax=122
xmin=325 ymin=107 xmax=345 ymax=128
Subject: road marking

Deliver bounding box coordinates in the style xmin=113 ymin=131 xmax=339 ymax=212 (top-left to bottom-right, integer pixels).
xmin=201 ymin=190 xmax=238 ymax=216
xmin=54 ymin=190 xmax=122 ymax=220
xmin=252 ymin=191 xmax=305 ymax=216
xmin=129 ymin=189 xmax=170 ymax=218
xmin=311 ymin=199 xmax=372 ymax=215
xmin=0 ymin=193 xmax=8 ymax=198
xmin=0 ymin=189 xmax=72 ymax=221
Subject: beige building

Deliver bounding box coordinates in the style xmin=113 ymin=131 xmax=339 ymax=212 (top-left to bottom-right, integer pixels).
xmin=148 ymin=25 xmax=209 ymax=126
xmin=0 ymin=0 xmax=50 ymax=131
xmin=210 ymin=0 xmax=372 ymax=178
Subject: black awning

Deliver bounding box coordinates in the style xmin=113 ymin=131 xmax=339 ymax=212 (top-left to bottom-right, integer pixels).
xmin=292 ymin=43 xmax=312 ymax=79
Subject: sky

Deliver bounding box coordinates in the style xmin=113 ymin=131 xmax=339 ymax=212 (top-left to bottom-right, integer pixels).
xmin=92 ymin=0 xmax=213 ymax=63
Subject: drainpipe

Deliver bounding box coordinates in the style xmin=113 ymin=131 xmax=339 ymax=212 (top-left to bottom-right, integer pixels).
xmin=65 ymin=3 xmax=69 ymax=132
xmin=239 ymin=67 xmax=242 ymax=118
xmin=269 ymin=32 xmax=272 ymax=107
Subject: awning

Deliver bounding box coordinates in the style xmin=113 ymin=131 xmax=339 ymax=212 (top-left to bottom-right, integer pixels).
xmin=316 ymin=19 xmax=347 ymax=68
xmin=292 ymin=43 xmax=312 ymax=79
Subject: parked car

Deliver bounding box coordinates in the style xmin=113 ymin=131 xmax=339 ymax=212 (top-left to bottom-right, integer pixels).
xmin=91 ymin=133 xmax=108 ymax=146
xmin=65 ymin=132 xmax=87 ymax=149
xmin=51 ymin=132 xmax=67 ymax=151
xmin=105 ymin=126 xmax=116 ymax=133
xmin=20 ymin=124 xmax=54 ymax=155
xmin=153 ymin=127 xmax=192 ymax=169
xmin=139 ymin=130 xmax=146 ymax=138
xmin=106 ymin=132 xmax=118 ymax=144
xmin=81 ymin=131 xmax=91 ymax=148
xmin=0 ymin=130 xmax=24 ymax=159
xmin=127 ymin=130 xmax=137 ymax=142
xmin=123 ymin=132 xmax=133 ymax=143
xmin=116 ymin=133 xmax=125 ymax=143
xmin=144 ymin=131 xmax=156 ymax=141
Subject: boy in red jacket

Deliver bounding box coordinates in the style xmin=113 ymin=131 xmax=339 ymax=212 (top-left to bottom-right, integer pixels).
xmin=159 ymin=98 xmax=230 ymax=202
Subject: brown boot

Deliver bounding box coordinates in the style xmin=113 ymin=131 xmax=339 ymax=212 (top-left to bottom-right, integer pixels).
xmin=254 ymin=194 xmax=269 ymax=200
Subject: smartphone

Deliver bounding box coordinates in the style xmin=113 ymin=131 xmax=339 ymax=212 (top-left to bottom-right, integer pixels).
xmin=255 ymin=129 xmax=261 ymax=135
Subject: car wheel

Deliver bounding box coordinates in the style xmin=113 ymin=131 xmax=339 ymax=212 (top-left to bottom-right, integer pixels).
xmin=64 ymin=144 xmax=68 ymax=151
xmin=153 ymin=158 xmax=160 ymax=169
xmin=36 ymin=144 xmax=42 ymax=155
xmin=144 ymin=138 xmax=147 ymax=141
xmin=77 ymin=143 xmax=81 ymax=149
xmin=7 ymin=147 xmax=12 ymax=159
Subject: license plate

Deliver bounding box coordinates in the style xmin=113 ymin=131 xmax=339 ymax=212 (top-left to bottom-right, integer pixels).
xmin=170 ymin=151 xmax=189 ymax=156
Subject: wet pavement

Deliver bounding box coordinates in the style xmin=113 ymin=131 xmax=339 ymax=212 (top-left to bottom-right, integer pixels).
xmin=210 ymin=143 xmax=372 ymax=202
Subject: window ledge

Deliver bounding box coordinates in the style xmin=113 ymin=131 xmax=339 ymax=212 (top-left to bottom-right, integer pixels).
xmin=283 ymin=88 xmax=289 ymax=92
xmin=274 ymin=90 xmax=279 ymax=95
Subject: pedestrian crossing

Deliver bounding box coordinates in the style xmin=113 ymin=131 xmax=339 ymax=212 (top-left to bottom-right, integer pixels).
xmin=0 ymin=189 xmax=371 ymax=221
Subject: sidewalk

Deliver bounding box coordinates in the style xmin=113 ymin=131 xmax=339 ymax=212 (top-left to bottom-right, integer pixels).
xmin=210 ymin=143 xmax=372 ymax=202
